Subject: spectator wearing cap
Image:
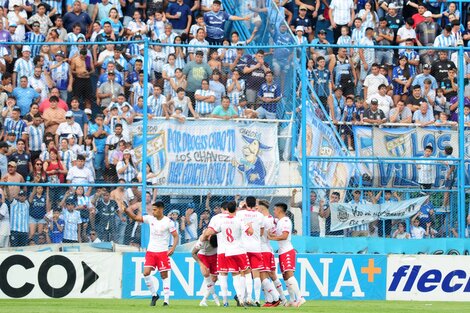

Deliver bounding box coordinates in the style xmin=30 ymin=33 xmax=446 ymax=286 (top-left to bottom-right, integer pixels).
xmin=61 ymin=197 xmax=82 ymax=243
xmin=415 ymin=11 xmax=441 ymax=64
xmin=116 ymin=149 xmax=137 ymax=183
xmin=375 ymin=17 xmax=394 ymax=66
xmin=9 ymin=189 xmax=30 ymax=246
xmin=181 ymin=203 xmax=198 ymax=243
xmin=363 ymin=99 xmax=386 ymax=124
xmin=294 ymin=25 xmax=308 ymax=46
xmin=367 ymin=83 xmax=393 ymax=117
xmin=2 ymin=161 xmax=25 ymax=202
xmin=183 ymin=50 xmax=212 ymax=103
xmin=97 ymin=62 xmax=124 ymax=88
xmin=56 ymin=110 xmax=84 ymax=145
xmin=389 ymin=99 xmax=412 ymax=123
xmin=7 ymin=4 xmax=28 ymax=42
xmin=49 ymin=50 xmax=72 ymax=101
xmin=97 ymin=70 xmax=124 ymax=108
xmin=413 ymin=101 xmax=435 ymax=126
xmin=0 ymin=141 xmax=9 ymax=176
xmin=412 ymin=63 xmax=438 ymax=90
xmin=329 ymin=0 xmax=355 ymax=43
xmin=13 ymin=45 xmax=34 ymax=88
xmin=203 ymin=0 xmax=250 ymax=45
xmin=2 ymin=107 xmax=26 ymax=141
xmin=311 ymin=29 xmax=333 ymax=64
xmin=290 ymin=5 xmax=315 ymax=42
xmin=384 ymin=3 xmax=404 ymax=38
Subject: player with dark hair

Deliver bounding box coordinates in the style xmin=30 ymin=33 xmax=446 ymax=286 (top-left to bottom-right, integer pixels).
xmin=268 ymin=203 xmax=305 ymax=307
xmin=125 ymin=201 xmax=178 ymax=307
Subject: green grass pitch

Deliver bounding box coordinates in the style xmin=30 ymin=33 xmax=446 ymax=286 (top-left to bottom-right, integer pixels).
xmin=1 ymin=299 xmax=470 ymax=313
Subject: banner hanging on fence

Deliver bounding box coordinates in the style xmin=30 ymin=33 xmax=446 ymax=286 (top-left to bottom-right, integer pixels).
xmin=330 ymin=196 xmax=428 ymax=231
xmin=131 ymin=120 xmax=279 ymax=194
xmin=296 ymin=105 xmax=350 ymax=193
xmin=353 ymin=126 xmax=468 ymax=186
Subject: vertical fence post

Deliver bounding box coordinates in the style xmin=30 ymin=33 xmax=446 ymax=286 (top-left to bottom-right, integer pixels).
xmin=458 ymin=46 xmax=466 ymax=238
xmin=291 ymin=46 xmax=298 ymax=161
xmin=300 ymin=44 xmax=310 ymax=236
xmin=140 ymin=37 xmax=150 ymax=247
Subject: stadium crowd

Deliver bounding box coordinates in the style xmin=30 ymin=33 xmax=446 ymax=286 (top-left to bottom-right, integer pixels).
xmin=0 ymin=0 xmax=469 ymax=247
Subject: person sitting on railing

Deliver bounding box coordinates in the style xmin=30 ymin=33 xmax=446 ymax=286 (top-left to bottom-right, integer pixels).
xmin=389 ymin=99 xmax=412 ymax=124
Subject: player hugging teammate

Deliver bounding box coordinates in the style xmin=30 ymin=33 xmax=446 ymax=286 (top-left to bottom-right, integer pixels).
xmin=195 ymin=197 xmax=305 ymax=308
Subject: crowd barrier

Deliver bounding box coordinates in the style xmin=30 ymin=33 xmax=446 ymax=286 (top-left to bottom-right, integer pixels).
xmin=1 ymin=251 xmax=469 ymax=301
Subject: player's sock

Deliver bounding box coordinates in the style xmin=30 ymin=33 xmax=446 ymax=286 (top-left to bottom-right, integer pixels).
xmin=273 ymin=278 xmax=286 ymax=301
xmin=219 ymin=275 xmax=228 ymax=304
xmin=203 ymin=276 xmax=212 ymax=300
xmin=287 ymin=277 xmax=301 ymax=302
xmin=244 ymin=274 xmax=253 ymax=302
xmin=262 ymin=279 xmax=273 ymax=303
xmin=143 ymin=275 xmax=157 ymax=296
xmin=253 ymin=277 xmax=261 ymax=302
xmin=232 ymin=275 xmax=242 ymax=303
xmin=239 ymin=275 xmax=246 ymax=303
xmin=262 ymin=278 xmax=279 ymax=301
xmin=162 ymin=277 xmax=170 ymax=303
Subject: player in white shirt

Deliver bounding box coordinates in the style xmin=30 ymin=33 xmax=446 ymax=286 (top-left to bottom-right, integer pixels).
xmin=268 ymin=203 xmax=306 ymax=307
xmin=206 ymin=201 xmax=229 ymax=306
xmin=236 ymin=196 xmax=265 ymax=306
xmin=192 ymin=234 xmax=220 ymax=307
xmin=204 ymin=201 xmax=253 ymax=307
xmin=257 ymin=199 xmax=286 ymax=307
xmin=125 ymin=201 xmax=179 ymax=307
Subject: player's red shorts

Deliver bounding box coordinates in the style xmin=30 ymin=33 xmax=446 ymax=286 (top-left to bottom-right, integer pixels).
xmin=198 ymin=253 xmax=218 ymax=275
xmin=144 ymin=251 xmax=171 ymax=272
xmin=217 ymin=253 xmax=228 ymax=273
xmin=246 ymin=252 xmax=264 ymax=270
xmin=226 ymin=253 xmax=250 ymax=273
xmin=261 ymin=252 xmax=276 ymax=272
xmin=279 ymin=249 xmax=296 ymax=273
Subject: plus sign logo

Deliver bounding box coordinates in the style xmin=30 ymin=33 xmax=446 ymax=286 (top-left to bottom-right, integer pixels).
xmin=361 ymin=258 xmax=382 ymax=283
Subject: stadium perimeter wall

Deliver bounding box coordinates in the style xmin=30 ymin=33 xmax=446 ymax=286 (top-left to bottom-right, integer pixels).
xmin=1 ymin=251 xmax=469 ymax=301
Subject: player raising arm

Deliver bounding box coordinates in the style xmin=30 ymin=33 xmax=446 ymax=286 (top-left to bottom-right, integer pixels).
xmin=125 ymin=201 xmax=178 ymax=307
xmin=267 ymin=202 xmax=306 ymax=307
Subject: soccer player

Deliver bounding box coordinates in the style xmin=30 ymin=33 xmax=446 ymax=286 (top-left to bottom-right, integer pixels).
xmin=268 ymin=202 xmax=305 ymax=307
xmin=192 ymin=233 xmax=220 ymax=306
xmin=237 ymin=196 xmax=264 ymax=306
xmin=257 ymin=199 xmax=286 ymax=307
xmin=204 ymin=201 xmax=252 ymax=307
xmin=124 ymin=201 xmax=178 ymax=307
xmin=207 ymin=201 xmax=229 ymax=306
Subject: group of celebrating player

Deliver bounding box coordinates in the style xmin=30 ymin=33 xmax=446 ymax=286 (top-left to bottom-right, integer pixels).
xmin=124 ymin=197 xmax=305 ymax=308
